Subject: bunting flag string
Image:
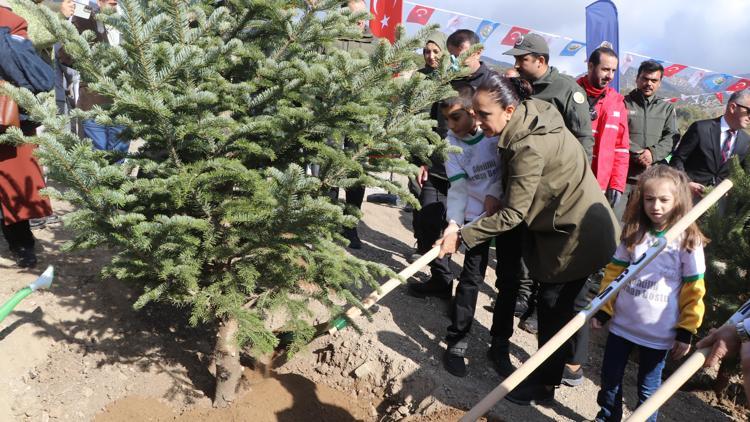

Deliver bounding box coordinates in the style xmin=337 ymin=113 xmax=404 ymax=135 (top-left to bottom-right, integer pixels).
xmin=398 ymin=1 xmax=748 ymax=103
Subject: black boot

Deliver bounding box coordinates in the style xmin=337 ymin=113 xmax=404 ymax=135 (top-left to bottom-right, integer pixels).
xmin=11 ymin=246 xmax=37 ymax=268
xmin=487 ymin=337 xmax=515 ymax=378
xmin=443 ymin=339 xmax=468 ymax=377
xmin=342 ymin=227 xmax=362 ymax=249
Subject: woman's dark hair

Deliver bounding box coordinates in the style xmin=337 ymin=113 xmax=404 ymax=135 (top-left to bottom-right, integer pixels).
xmin=476 ymin=73 xmax=533 ymax=108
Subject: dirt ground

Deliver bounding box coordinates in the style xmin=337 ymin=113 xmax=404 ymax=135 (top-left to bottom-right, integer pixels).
xmin=0 ymin=190 xmax=746 ymax=421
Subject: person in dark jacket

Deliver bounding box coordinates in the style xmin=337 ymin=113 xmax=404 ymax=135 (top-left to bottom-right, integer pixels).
xmin=437 ymin=75 xmax=618 ymax=405
xmin=408 ymin=29 xmax=497 ymax=298
xmin=671 ymin=88 xmax=750 ymax=197
xmin=617 ymin=60 xmax=679 ymax=218
xmin=407 ymin=31 xmax=456 ymax=297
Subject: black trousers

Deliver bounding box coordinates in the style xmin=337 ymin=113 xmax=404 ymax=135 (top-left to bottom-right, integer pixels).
xmin=490 ymin=224 xmax=533 ymax=340
xmin=411 ymin=176 xmax=453 ymax=286
xmin=345 ymin=185 xmax=365 ymax=211
xmin=446 ymin=238 xmax=492 ymax=345
xmin=533 ymin=276 xmax=589 ymax=386
xmin=2 ymin=220 xmax=34 ymax=250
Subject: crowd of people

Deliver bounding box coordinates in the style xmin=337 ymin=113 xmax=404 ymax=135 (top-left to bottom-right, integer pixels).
xmin=1 ymin=0 xmax=750 ymax=420
xmin=368 ymin=10 xmax=748 ymax=421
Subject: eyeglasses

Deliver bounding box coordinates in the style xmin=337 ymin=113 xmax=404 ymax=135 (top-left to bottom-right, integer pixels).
xmin=736 ymin=103 xmax=750 ymax=114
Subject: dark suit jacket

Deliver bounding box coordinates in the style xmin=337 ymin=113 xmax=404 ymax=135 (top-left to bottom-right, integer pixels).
xmin=671 ymin=117 xmax=750 ymax=186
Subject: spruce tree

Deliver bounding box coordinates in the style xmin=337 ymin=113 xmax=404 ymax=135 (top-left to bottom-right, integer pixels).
xmin=6 ymin=0 xmax=455 ymax=406
xmin=699 ymin=159 xmax=750 ymax=396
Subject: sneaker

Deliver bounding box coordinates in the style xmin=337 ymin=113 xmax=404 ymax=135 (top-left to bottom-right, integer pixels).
xmin=505 ymin=382 xmax=555 ymax=406
xmin=11 ymin=246 xmax=37 ymax=268
xmin=518 ymin=317 xmax=538 ymax=335
xmin=29 ymin=218 xmax=46 ymax=230
xmin=487 ymin=337 xmax=515 ymax=378
xmin=407 ymin=279 xmax=451 ymax=299
xmin=45 ymin=215 xmax=62 ymax=225
xmin=342 ymin=227 xmax=362 ymax=249
xmin=561 ymin=365 xmax=584 ymax=387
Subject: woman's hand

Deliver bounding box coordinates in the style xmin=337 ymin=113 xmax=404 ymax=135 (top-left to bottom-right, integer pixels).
xmin=435 ymin=229 xmax=460 ymax=258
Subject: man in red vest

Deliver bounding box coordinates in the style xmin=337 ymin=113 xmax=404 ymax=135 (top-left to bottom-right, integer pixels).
xmin=563 ymin=46 xmax=629 ymax=387
xmin=577 ymin=46 xmax=629 ymax=207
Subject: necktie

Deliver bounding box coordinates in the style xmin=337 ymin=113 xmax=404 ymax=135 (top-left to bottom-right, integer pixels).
xmin=722 ymin=129 xmax=736 ymax=163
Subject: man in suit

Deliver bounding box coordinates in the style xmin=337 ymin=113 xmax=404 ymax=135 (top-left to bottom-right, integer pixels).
xmin=671 ymin=88 xmax=750 ymax=197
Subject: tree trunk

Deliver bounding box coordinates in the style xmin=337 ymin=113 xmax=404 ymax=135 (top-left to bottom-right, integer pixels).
xmin=212 ymin=317 xmax=243 ymax=408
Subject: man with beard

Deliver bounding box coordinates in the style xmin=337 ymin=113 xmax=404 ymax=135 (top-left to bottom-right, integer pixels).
xmin=577 ymin=46 xmax=629 ymax=208
xmin=560 ymin=46 xmax=629 ymax=388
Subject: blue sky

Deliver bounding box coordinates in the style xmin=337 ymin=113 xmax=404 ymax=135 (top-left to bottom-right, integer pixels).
xmin=397 ymin=0 xmax=750 ymax=76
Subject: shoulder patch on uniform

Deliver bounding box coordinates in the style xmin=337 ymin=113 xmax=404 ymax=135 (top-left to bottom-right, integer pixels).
xmin=573 ymin=91 xmax=585 ymax=104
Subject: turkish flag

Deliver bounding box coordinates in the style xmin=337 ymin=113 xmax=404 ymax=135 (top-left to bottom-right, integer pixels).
xmin=663 ymin=64 xmax=687 ymax=77
xmin=727 ymin=78 xmax=750 ymax=92
xmin=500 ymin=26 xmax=530 ymax=46
xmin=406 ymin=5 xmax=434 ymax=25
xmin=716 ymin=92 xmax=724 ymax=103
xmin=370 ymin=0 xmax=403 ymax=44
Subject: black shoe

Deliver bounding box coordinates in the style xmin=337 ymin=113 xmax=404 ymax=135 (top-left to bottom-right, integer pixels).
xmin=407 ymin=249 xmax=422 ymax=264
xmin=518 ymin=317 xmax=538 ymax=335
xmin=342 ymin=227 xmax=362 ymax=249
xmin=11 ymin=246 xmax=37 ymax=268
xmin=505 ymin=382 xmax=555 ymax=406
xmin=443 ymin=351 xmax=467 ymax=377
xmin=514 ymin=298 xmax=529 ymax=317
xmin=408 ymin=279 xmax=451 ymax=299
xmin=487 ymin=337 xmax=515 ymax=378
xmin=561 ymin=365 xmax=584 ymax=387
xmin=444 ymin=341 xmax=468 ymax=377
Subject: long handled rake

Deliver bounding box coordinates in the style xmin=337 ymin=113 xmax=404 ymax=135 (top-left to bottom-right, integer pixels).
xmin=459 ymin=179 xmax=733 ymax=422
xmin=627 ymin=298 xmax=750 ymax=421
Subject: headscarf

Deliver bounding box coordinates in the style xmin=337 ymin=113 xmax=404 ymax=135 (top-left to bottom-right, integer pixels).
xmin=425 ymin=31 xmax=446 ymax=52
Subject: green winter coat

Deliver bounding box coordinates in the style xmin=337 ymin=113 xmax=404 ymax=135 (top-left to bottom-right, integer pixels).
xmin=461 ymin=99 xmax=619 ymax=283
xmin=531 ymin=66 xmax=594 ymax=160
xmin=624 ymin=89 xmax=680 ymax=180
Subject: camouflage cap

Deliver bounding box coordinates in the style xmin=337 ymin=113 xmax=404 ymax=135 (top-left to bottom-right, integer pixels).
xmin=503 ymin=33 xmax=549 ymax=56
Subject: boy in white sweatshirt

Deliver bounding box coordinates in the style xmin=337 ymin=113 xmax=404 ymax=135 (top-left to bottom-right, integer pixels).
xmin=441 ymin=85 xmax=503 ymax=377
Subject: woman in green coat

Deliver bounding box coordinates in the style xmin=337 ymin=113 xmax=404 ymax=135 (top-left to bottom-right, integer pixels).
xmin=438 ymin=74 xmax=619 ymax=405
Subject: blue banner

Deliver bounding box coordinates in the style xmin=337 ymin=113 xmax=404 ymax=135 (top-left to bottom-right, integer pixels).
xmin=701 ymin=73 xmax=733 ymax=92
xmin=475 ymin=20 xmax=499 ymax=43
xmin=586 ymin=0 xmax=620 ymax=91
xmin=560 ymin=40 xmax=586 ymax=57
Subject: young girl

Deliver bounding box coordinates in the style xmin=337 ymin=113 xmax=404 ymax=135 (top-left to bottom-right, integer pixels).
xmin=591 ymin=164 xmax=708 ymax=422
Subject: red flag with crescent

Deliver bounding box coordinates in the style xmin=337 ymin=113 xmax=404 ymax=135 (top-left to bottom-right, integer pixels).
xmin=370 ymin=0 xmax=403 ymax=44
xmin=663 ymin=64 xmax=687 ymax=77
xmin=727 ymin=78 xmax=750 ymax=92
xmin=500 ymin=26 xmax=530 ymax=46
xmin=406 ymin=5 xmax=434 ymax=25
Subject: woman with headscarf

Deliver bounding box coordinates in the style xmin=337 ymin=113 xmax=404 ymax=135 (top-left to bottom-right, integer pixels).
xmin=408 ymin=31 xmax=456 ymax=299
